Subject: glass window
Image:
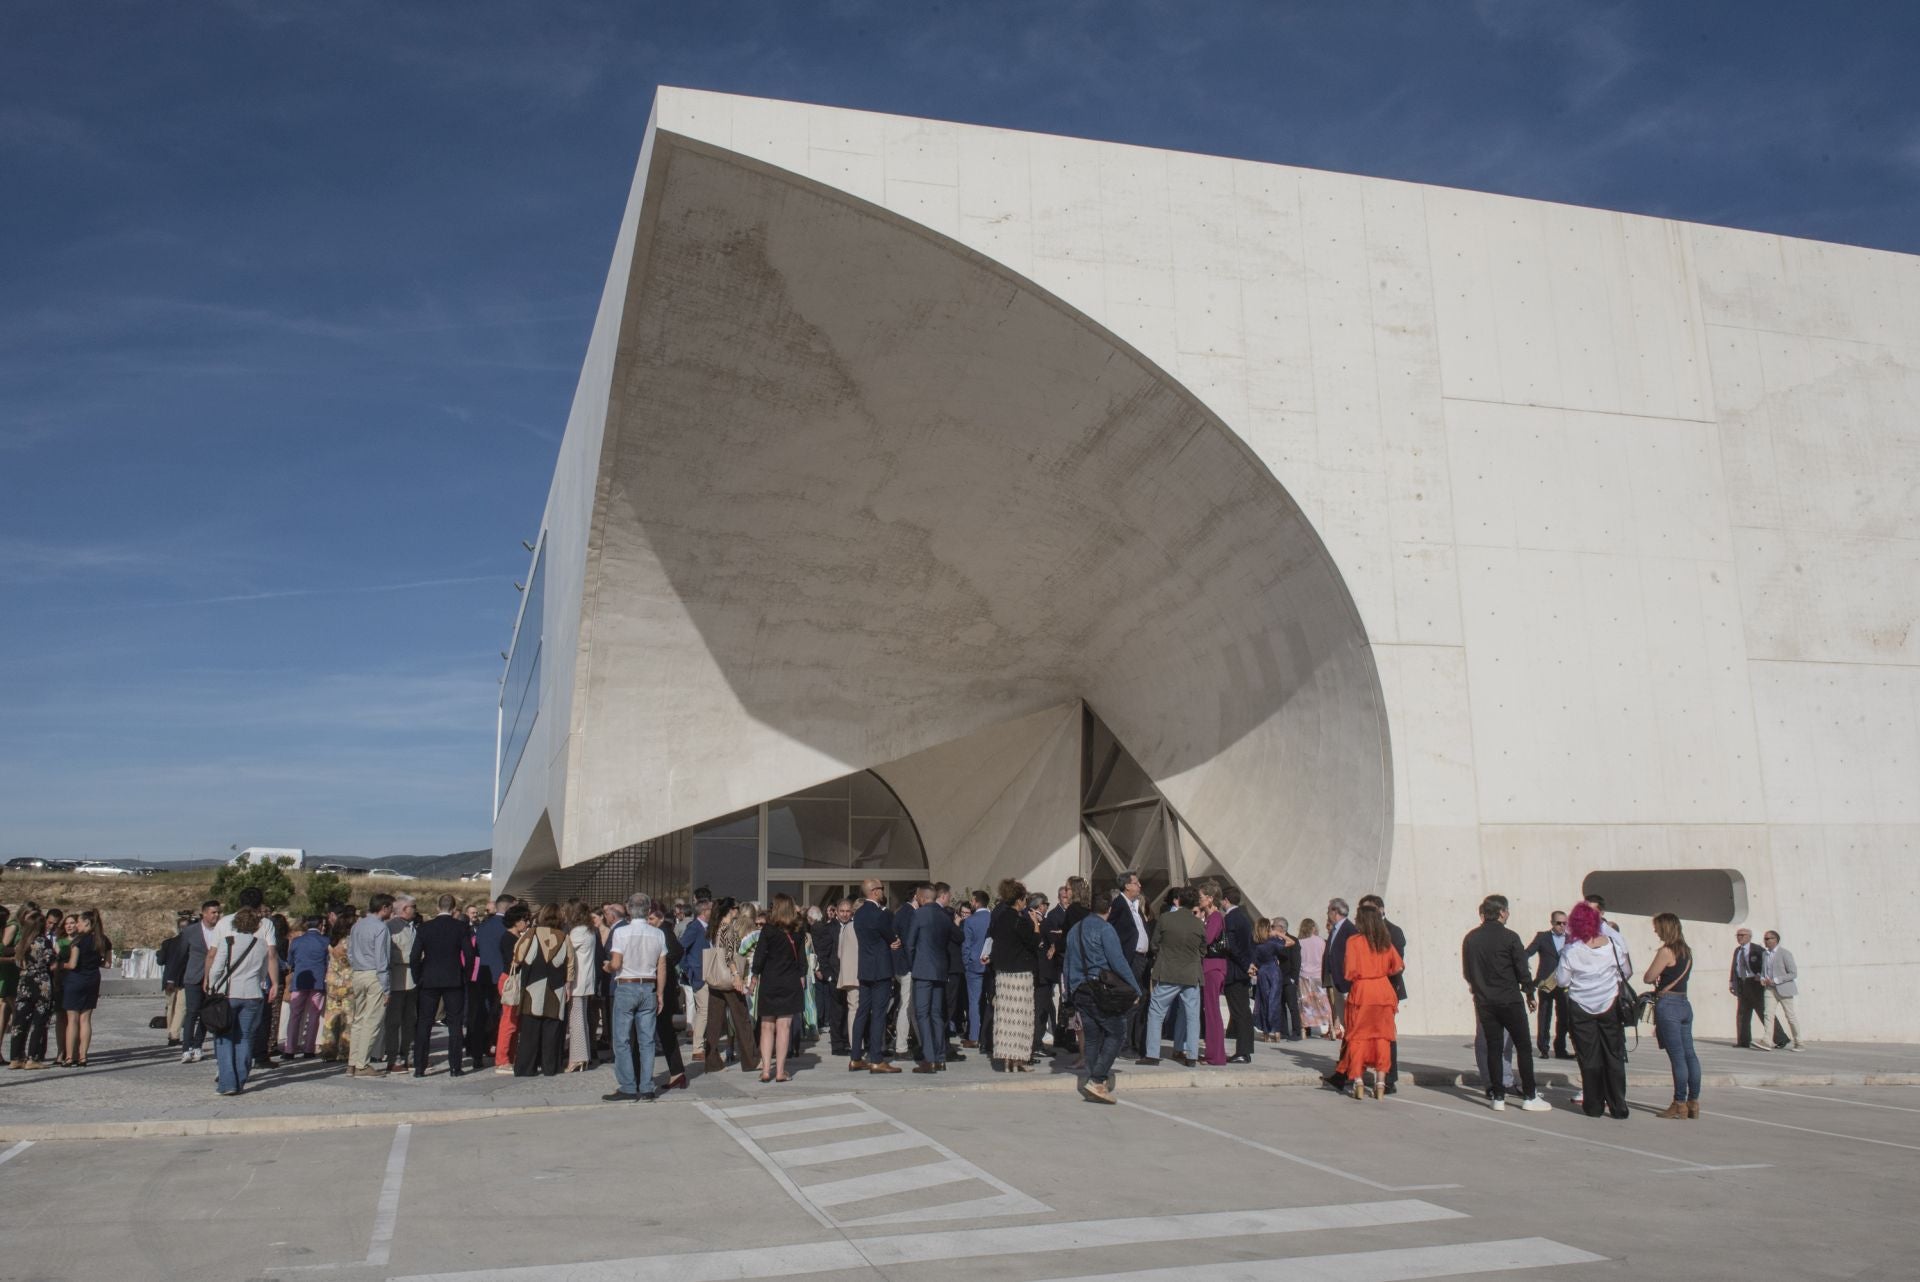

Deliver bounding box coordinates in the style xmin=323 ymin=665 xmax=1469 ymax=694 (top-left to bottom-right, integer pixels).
xmin=851 ymin=816 xmax=923 ymax=869
xmin=850 ymin=771 xmax=907 ymax=817
xmin=767 ymin=798 xmax=854 ymax=869
xmin=497 ymin=543 xmax=545 ymax=806
xmin=691 ymin=808 xmax=758 ymax=903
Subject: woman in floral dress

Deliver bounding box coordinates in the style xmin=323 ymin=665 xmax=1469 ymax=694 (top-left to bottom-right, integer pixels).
xmin=317 ymin=922 xmax=354 ymax=1062
xmin=7 ymin=910 xmax=55 ymax=1069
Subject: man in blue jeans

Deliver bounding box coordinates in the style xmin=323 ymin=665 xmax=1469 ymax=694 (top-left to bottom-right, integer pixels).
xmin=603 ymin=892 xmax=668 ymax=1102
xmin=1063 ymin=891 xmax=1140 ymax=1103
xmin=1138 ymin=886 xmax=1203 ymax=1065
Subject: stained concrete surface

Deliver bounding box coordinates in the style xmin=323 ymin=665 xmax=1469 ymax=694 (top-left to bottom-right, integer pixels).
xmin=3 ymin=998 xmax=1918 ymax=1281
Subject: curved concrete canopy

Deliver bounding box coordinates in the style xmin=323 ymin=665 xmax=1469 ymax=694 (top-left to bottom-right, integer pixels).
xmin=557 ymin=131 xmax=1393 ymax=911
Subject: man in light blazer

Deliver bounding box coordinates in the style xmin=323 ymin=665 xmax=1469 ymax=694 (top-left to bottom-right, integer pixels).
xmin=1762 ymin=930 xmax=1802 ymax=1051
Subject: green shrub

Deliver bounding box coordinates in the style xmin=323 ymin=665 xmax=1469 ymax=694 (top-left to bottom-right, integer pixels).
xmin=303 ymin=870 xmax=350 ymax=919
xmin=207 ymin=854 xmax=297 ymax=912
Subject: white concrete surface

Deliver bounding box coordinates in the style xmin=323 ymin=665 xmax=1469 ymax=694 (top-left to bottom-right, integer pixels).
xmin=497 ymin=89 xmax=1920 ymax=1042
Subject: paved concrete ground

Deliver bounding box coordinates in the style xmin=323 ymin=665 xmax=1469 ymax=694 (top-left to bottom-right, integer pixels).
xmin=4 ymin=997 xmax=1914 ymax=1139
xmin=4 ymin=999 xmax=1920 ymax=1280
xmin=3 ymin=1054 xmax=1917 ymax=1280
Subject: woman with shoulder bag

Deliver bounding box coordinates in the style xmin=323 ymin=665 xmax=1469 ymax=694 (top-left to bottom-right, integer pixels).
xmin=1644 ymin=913 xmax=1701 ymax=1119
xmin=1556 ymin=902 xmax=1633 ymax=1119
xmin=207 ymin=907 xmax=274 ymax=1096
xmin=701 ymin=899 xmax=759 ymax=1073
xmin=511 ymin=904 xmax=575 ymax=1077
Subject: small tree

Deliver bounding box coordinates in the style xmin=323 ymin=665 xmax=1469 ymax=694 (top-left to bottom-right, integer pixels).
xmin=208 ymin=854 xmax=297 ymax=912
xmin=303 ymin=870 xmax=350 ymax=919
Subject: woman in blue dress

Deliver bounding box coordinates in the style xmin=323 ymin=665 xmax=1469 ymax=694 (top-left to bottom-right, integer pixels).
xmin=1252 ymin=918 xmax=1287 ymax=1041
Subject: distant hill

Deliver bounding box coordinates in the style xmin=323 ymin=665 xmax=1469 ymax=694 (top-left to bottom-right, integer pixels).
xmin=114 ymin=849 xmax=494 ymax=878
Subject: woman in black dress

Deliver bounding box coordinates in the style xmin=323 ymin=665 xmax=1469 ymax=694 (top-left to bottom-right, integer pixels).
xmin=749 ymin=893 xmax=806 ymax=1082
xmin=61 ymin=909 xmax=112 ymax=1067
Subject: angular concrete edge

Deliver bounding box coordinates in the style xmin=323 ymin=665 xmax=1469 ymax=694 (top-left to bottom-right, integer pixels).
xmin=8 ymin=1070 xmax=1914 ymax=1141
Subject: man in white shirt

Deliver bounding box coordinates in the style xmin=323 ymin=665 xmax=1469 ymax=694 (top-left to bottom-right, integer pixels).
xmin=604 ymin=892 xmax=668 ymax=1102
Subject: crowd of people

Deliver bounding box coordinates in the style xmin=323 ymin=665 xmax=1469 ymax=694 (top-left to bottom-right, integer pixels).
xmin=0 ymin=879 xmax=1807 ymax=1117
xmin=0 ymin=903 xmax=115 ymax=1069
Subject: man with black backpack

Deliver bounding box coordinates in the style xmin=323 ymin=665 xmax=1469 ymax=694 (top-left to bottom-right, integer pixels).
xmin=1064 ymin=890 xmax=1141 ymax=1104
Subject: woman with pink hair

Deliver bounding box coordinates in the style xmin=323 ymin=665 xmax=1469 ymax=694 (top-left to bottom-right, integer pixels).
xmin=1555 ymin=901 xmax=1633 ymax=1118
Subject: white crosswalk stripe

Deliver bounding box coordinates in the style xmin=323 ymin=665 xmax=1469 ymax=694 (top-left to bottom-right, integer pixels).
xmin=695 ymin=1093 xmax=1049 ymax=1227
xmin=1026 ymin=1237 xmax=1602 ymax=1282
xmin=389 ymin=1202 xmax=1601 ymax=1282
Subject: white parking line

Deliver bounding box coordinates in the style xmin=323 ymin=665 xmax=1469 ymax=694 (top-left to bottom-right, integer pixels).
xmin=365 ymin=1123 xmax=412 ymax=1268
xmin=1116 ymin=1098 xmax=1461 ymax=1192
xmin=1703 ymin=1107 xmax=1920 ymax=1152
xmin=1390 ymin=1094 xmax=1770 ymax=1173
xmin=1022 ymin=1237 xmax=1603 ymax=1282
xmin=0 ymin=1141 xmax=32 ymax=1168
xmin=1738 ymin=1084 xmax=1920 ymax=1113
xmin=389 ymin=1199 xmax=1471 ymax=1282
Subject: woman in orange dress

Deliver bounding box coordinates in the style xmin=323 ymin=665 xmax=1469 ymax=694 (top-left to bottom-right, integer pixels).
xmin=1335 ymin=903 xmax=1403 ymax=1100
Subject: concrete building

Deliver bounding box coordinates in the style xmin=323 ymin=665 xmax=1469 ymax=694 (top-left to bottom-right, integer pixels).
xmin=493 ymin=89 xmax=1919 ymax=1041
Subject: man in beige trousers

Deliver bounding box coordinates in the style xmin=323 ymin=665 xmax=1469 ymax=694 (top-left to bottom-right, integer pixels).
xmin=346 ymin=893 xmax=395 ymax=1077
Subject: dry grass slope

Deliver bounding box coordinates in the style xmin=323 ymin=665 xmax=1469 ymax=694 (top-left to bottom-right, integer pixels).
xmin=0 ymin=870 xmax=483 ymax=950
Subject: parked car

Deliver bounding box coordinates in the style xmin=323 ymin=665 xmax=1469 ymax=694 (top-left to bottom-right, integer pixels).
xmin=5 ymin=857 xmax=52 ymax=871
xmin=460 ymin=870 xmax=494 ymax=882
xmin=365 ymin=868 xmax=415 ymax=880
xmin=77 ymin=862 xmax=136 ymax=876
xmin=311 ymin=862 xmax=355 ymax=876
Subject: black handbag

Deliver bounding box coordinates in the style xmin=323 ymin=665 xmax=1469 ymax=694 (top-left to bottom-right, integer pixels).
xmin=1083 ymin=968 xmax=1138 ymax=1016
xmin=199 ymin=936 xmax=257 ymax=1036
xmin=1611 ymin=941 xmax=1647 ymax=1025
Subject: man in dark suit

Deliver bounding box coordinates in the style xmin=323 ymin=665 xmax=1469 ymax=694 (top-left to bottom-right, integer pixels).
xmin=409 ymin=894 xmax=473 ymax=1077
xmin=906 ymin=883 xmax=958 ymax=1072
xmin=1106 ymin=871 xmax=1154 ymax=1056
xmin=810 ymin=900 xmax=846 ymax=1055
xmin=1730 ymin=928 xmax=1769 ymax=1049
xmin=852 ymin=879 xmax=902 ymax=1072
xmin=1322 ymin=897 xmax=1353 ymax=1089
xmin=1220 ymin=886 xmax=1257 ymax=1063
xmin=889 ymin=884 xmax=925 ymax=1059
xmin=466 ymin=894 xmax=514 ymax=1071
xmin=1523 ymin=909 xmax=1571 ymax=1058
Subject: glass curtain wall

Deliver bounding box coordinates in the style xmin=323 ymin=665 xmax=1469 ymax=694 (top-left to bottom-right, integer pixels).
xmin=524 ymin=770 xmax=926 ymax=909
xmin=1081 ymin=705 xmax=1226 ymax=911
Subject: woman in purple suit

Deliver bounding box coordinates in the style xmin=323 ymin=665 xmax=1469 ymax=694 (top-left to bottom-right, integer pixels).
xmin=1198 ymin=880 xmax=1228 ymax=1066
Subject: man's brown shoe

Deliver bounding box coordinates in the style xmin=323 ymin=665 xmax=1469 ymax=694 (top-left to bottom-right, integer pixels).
xmin=959 ymin=1040 xmax=978 ymax=1048
xmin=869 ymin=1062 xmax=902 ymax=1074
xmin=1135 ymin=1056 xmax=1160 ymax=1066
xmin=912 ymin=1063 xmax=939 ymax=1074
xmin=848 ymin=1059 xmax=868 ymax=1071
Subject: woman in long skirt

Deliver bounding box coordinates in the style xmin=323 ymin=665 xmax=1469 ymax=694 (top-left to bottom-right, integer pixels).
xmin=1334 ymin=904 xmax=1404 ymax=1099
xmin=565 ymin=901 xmax=598 ymax=1070
xmin=986 ymin=879 xmax=1041 ymax=1071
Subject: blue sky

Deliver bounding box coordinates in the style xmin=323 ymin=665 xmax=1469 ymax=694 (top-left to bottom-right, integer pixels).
xmin=3 ymin=1 xmax=1916 ymax=862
